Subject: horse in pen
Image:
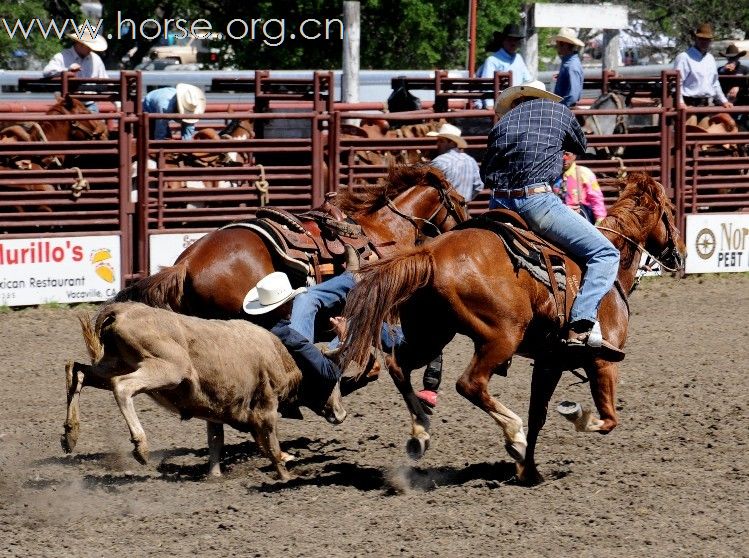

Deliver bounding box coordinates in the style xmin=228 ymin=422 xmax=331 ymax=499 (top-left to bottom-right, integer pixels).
xmin=341 ymin=171 xmax=686 ymax=485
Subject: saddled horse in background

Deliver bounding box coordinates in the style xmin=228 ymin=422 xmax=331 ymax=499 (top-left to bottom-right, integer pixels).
xmin=341 ymin=172 xmax=685 ymax=485
xmin=115 ymin=164 xmax=467 ymax=319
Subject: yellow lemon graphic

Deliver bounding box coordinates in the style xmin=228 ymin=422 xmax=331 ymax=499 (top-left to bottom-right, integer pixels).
xmin=91 ymin=248 xmax=112 ymax=264
xmin=95 ymin=262 xmax=115 ymax=283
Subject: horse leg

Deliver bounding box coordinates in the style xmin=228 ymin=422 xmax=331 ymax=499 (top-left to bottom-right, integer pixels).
xmin=61 ymin=360 xmax=112 ymax=453
xmin=517 ymin=362 xmax=563 ymax=485
xmin=455 ymin=344 xmax=527 ymax=464
xmin=586 ymin=360 xmax=620 ymax=433
xmin=385 ymin=354 xmax=433 ymax=460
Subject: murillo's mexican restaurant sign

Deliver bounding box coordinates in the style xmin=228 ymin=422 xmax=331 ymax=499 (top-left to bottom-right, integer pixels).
xmin=0 ymin=236 xmax=121 ymax=307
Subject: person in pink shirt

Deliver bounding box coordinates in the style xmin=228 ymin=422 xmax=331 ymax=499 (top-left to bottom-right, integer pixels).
xmin=553 ymin=151 xmax=607 ymax=224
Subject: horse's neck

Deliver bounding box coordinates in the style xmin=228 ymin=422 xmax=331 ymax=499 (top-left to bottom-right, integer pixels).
xmin=39 ymin=116 xmax=68 ymax=142
xmin=602 ymin=220 xmax=647 ymax=295
xmin=355 ymin=190 xmax=430 ymax=251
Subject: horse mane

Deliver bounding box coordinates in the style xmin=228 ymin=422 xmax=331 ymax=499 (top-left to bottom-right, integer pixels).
xmin=333 ymin=164 xmax=445 ymax=215
xmin=602 ymin=171 xmax=673 ymax=267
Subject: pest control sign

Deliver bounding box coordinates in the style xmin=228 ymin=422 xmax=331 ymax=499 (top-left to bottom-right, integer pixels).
xmin=149 ymin=232 xmax=207 ymax=275
xmin=0 ymin=236 xmax=121 ymax=307
xmin=686 ymin=214 xmax=749 ymax=273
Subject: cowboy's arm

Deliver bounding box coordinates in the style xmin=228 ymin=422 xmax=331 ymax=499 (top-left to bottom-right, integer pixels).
xmin=42 ymin=53 xmax=66 ymax=77
xmin=566 ymin=61 xmax=584 ymax=106
xmin=471 ymin=157 xmax=484 ymax=199
xmin=563 ymin=112 xmax=587 ymax=156
xmin=711 ymin=62 xmax=730 ymax=106
xmin=181 ymin=122 xmax=196 ymax=140
xmin=673 ymin=53 xmax=689 ymax=106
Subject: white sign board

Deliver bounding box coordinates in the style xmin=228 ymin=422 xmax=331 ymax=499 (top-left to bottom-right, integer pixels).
xmin=685 ymin=213 xmax=749 ymax=274
xmin=0 ymin=235 xmax=121 ymax=307
xmin=535 ymin=3 xmax=628 ymax=29
xmin=149 ymin=232 xmax=208 ymax=275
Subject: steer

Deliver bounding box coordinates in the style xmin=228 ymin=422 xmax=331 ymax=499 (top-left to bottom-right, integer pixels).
xmin=63 ymin=301 xmax=347 ymax=480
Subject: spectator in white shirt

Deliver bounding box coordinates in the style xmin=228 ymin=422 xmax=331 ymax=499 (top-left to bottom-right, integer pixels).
xmin=673 ymin=23 xmax=732 ymax=108
xmin=43 ymin=29 xmax=109 ymax=80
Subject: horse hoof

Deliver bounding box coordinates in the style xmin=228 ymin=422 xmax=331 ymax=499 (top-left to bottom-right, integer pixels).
xmin=406 ymin=436 xmax=429 ymax=460
xmin=504 ymin=441 xmax=527 ymax=463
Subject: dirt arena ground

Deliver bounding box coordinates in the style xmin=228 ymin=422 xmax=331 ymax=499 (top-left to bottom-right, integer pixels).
xmin=0 ymin=274 xmax=747 ymax=557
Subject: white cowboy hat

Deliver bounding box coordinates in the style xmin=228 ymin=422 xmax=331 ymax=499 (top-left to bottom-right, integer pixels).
xmin=552 ymin=27 xmax=584 ymax=48
xmin=494 ymin=80 xmax=562 ymax=116
xmin=67 ymin=29 xmax=107 ymax=52
xmin=427 ymin=122 xmax=467 ymax=149
xmin=175 ymin=83 xmax=207 ymax=124
xmin=243 ymin=272 xmax=307 ymax=315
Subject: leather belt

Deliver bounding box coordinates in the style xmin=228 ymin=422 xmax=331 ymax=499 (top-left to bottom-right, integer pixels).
xmin=492 ymin=183 xmax=552 ymax=199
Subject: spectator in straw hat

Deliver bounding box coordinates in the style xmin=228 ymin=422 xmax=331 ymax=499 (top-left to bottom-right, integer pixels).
xmin=482 ymin=81 xmax=623 ymax=360
xmin=142 ymin=83 xmax=207 ymax=140
xmin=43 ymin=28 xmax=109 ymax=112
xmin=478 ymin=23 xmax=533 ymax=88
xmin=427 ymin=123 xmax=484 ymax=202
xmin=674 ymin=23 xmax=732 ymax=108
xmin=552 ymin=28 xmax=585 ymax=108
xmin=718 ymin=43 xmax=749 ymax=110
xmin=43 ymin=28 xmax=109 ymax=80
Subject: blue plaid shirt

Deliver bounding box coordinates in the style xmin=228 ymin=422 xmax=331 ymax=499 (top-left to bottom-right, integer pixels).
xmin=481 ymin=98 xmax=587 ymax=191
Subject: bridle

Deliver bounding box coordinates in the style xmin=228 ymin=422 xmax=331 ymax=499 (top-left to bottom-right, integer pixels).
xmin=384 ymin=180 xmax=468 ymax=243
xmin=70 ymin=118 xmax=107 ymax=141
xmin=596 ymin=209 xmax=682 ymax=293
xmin=220 ymin=119 xmax=254 ymax=139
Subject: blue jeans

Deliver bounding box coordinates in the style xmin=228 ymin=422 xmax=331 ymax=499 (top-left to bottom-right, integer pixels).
xmin=490 ymin=191 xmax=619 ymax=324
xmin=290 ymin=271 xmax=405 ymax=350
xmin=290 ymin=272 xmax=356 ymax=343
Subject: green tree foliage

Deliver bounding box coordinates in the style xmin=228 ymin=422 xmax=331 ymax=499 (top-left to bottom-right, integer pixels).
xmin=0 ymin=0 xmax=66 ymax=69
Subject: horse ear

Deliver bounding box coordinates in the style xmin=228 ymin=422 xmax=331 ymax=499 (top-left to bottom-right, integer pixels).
xmin=63 ymin=94 xmax=75 ymax=109
xmin=424 ymin=165 xmax=447 ymax=189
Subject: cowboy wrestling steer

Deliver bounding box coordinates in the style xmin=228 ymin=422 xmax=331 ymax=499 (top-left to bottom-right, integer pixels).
xmin=67 ymin=302 xmax=346 ymax=480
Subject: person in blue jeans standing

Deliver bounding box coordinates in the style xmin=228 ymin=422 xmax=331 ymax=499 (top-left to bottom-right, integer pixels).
xmin=482 ymin=81 xmax=624 ymax=360
xmin=552 ymin=28 xmax=585 ymax=108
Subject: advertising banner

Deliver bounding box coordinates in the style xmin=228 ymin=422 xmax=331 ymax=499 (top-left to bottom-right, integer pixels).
xmin=685 ymin=214 xmax=749 ymax=274
xmin=149 ymin=232 xmax=208 ymax=275
xmin=0 ymin=235 xmax=121 ymax=307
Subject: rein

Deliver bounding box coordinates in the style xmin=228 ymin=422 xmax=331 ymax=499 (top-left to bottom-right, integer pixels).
xmin=384 ymin=181 xmax=467 ymax=243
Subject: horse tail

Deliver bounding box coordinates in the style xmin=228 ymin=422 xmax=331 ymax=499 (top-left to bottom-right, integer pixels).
xmin=112 ymin=262 xmax=188 ymax=311
xmin=341 ymin=247 xmax=434 ymax=369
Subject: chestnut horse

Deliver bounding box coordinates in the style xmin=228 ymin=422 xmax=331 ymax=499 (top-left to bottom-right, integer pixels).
xmin=115 ymin=164 xmax=468 ymax=319
xmin=341 ymin=172 xmax=686 ymax=485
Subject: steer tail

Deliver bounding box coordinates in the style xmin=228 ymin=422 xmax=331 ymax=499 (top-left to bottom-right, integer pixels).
xmin=112 ymin=261 xmax=188 ymax=311
xmin=78 ymin=311 xmax=104 ymax=364
xmin=340 ymin=247 xmax=434 ymax=372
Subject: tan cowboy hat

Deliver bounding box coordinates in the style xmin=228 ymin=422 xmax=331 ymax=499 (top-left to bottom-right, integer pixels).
xmin=67 ymin=29 xmax=107 ymax=52
xmin=552 ymin=27 xmax=584 ymax=48
xmin=427 ymin=122 xmax=467 ymax=149
xmin=243 ymin=272 xmax=307 ymax=315
xmin=720 ymin=43 xmax=747 ymax=58
xmin=494 ymin=80 xmax=562 ymax=116
xmin=175 ymin=83 xmax=207 ymax=124
xmin=693 ymin=23 xmax=714 ymax=39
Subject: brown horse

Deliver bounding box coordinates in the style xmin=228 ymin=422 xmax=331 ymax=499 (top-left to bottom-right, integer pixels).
xmin=341 ymin=172 xmax=686 ymax=485
xmin=0 ymin=94 xmax=108 ymax=168
xmin=114 ymin=164 xmax=468 ymax=319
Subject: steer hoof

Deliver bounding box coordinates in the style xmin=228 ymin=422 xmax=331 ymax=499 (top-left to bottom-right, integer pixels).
xmin=405 ymin=436 xmax=430 ymax=460
xmin=132 ymin=442 xmax=149 ymax=465
xmin=60 ymin=425 xmax=78 ymax=453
